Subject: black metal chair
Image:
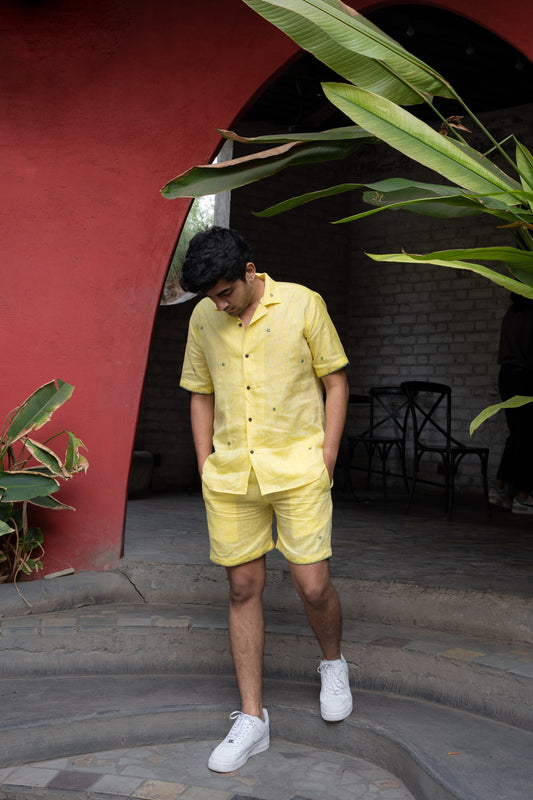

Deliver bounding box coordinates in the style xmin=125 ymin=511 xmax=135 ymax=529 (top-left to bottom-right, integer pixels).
xmin=401 ymin=381 xmax=490 ymax=520
xmin=346 ymin=386 xmax=409 ymax=497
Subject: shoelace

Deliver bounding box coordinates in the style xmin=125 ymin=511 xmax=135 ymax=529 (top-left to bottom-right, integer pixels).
xmin=317 ymin=661 xmax=345 ymax=694
xmin=224 ymin=711 xmax=254 ymax=743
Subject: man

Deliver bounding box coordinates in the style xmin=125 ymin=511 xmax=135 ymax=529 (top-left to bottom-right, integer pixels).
xmin=179 ymin=226 xmax=352 ymax=773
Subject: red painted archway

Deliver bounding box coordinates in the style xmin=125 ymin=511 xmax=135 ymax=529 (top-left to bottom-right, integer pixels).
xmin=1 ymin=0 xmax=531 ymax=574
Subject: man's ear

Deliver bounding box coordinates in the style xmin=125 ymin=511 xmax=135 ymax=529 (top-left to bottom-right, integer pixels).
xmin=245 ymin=262 xmax=256 ymax=282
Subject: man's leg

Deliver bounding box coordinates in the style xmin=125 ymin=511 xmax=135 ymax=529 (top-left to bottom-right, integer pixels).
xmin=289 ymin=559 xmax=352 ymax=722
xmin=288 ymin=559 xmax=342 ymax=660
xmin=226 ymin=555 xmax=266 ymax=719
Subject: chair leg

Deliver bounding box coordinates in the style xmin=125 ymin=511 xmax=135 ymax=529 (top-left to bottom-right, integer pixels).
xmin=404 ymin=452 xmax=420 ymax=514
xmin=400 ymin=445 xmax=409 ymax=494
xmin=380 ymin=444 xmax=388 ymax=498
xmin=447 ymin=457 xmax=455 ymax=522
xmin=481 ymin=454 xmax=491 ymax=519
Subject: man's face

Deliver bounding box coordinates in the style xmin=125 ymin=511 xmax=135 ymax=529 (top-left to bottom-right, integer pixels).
xmin=205 ymin=264 xmax=256 ymax=317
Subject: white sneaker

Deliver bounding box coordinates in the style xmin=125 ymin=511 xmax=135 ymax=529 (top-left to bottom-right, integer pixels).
xmin=318 ymin=654 xmax=353 ymax=722
xmin=208 ymin=709 xmax=269 ymax=772
xmin=512 ymin=494 xmax=533 ymax=515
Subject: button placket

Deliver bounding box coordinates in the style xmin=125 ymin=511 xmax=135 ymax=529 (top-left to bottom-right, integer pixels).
xmin=243 ymin=335 xmax=255 ymax=457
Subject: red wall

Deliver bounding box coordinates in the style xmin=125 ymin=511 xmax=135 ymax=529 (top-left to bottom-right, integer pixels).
xmin=1 ymin=0 xmax=531 ymax=574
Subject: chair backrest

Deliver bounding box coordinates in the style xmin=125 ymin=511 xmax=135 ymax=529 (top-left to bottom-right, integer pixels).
xmin=368 ymin=386 xmax=409 ymax=439
xmin=401 ymin=381 xmax=452 ymax=449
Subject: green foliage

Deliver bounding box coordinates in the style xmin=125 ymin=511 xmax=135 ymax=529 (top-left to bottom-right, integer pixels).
xmin=0 ymin=380 xmax=88 ymax=589
xmin=161 ymin=0 xmax=533 ymax=427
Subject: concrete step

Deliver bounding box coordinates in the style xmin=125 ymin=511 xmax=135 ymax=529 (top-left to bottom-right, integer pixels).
xmin=4 ymin=562 xmax=532 ymax=647
xmin=1 ymin=601 xmax=532 ymax=732
xmin=0 ymin=674 xmax=532 ymax=800
xmin=118 ymin=560 xmax=533 ymax=646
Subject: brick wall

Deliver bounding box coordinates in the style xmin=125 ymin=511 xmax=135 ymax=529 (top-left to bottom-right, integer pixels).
xmin=134 ymin=103 xmax=532 ymax=495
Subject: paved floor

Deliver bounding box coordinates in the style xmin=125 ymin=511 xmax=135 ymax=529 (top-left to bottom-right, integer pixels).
xmin=0 ymin=738 xmax=415 ymax=799
xmin=1 ymin=484 xmax=531 ymax=799
xmin=124 ymin=486 xmax=533 ymax=593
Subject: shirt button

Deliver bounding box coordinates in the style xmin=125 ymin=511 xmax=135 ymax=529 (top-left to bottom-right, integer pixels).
xmin=246 ymin=386 xmax=251 ymax=390
xmin=250 ymin=449 xmax=254 ymax=454
xmin=244 ymin=353 xmax=249 ymax=358
xmin=239 ymin=323 xmax=243 ymax=327
xmin=248 ymin=417 xmax=252 ymax=422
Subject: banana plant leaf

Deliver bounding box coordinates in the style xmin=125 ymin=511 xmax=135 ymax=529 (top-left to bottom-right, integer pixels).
xmin=0 ymin=471 xmax=59 ymax=503
xmin=218 ymin=125 xmax=364 ymax=144
xmin=28 ymin=495 xmax=76 ymax=511
xmin=161 ymin=135 xmax=368 ymax=199
xmin=516 ymin=141 xmax=533 ymax=213
xmin=254 ymin=177 xmax=516 ymax=220
xmin=470 ymin=395 xmax=533 ymax=435
xmin=368 ymin=252 xmax=533 ymax=298
xmin=321 ymin=82 xmax=522 ymax=202
xmin=0 ymin=520 xmax=13 ymax=535
xmin=382 ymin=246 xmax=533 ymax=286
xmin=4 ymin=379 xmax=74 ymax=445
xmin=243 ymin=0 xmax=454 ymax=104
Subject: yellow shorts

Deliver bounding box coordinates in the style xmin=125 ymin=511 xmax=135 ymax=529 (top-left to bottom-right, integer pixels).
xmin=202 ymin=467 xmax=332 ymax=567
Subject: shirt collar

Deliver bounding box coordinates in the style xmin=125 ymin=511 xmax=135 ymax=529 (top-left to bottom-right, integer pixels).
xmin=256 ymin=273 xmax=281 ymax=307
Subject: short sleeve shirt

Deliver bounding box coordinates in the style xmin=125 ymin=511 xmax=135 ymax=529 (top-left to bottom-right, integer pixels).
xmin=180 ymin=273 xmax=348 ymax=494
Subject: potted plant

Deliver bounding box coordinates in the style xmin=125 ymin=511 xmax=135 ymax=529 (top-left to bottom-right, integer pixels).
xmin=0 ymin=379 xmax=88 ymax=592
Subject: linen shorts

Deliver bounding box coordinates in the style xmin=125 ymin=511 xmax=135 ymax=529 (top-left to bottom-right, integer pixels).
xmin=202 ymin=467 xmax=333 ymax=567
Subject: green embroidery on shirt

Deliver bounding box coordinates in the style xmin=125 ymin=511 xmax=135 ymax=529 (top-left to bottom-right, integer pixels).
xmin=266 ymin=328 xmax=271 ymax=332
xmin=221 ymin=362 xmax=225 ymax=366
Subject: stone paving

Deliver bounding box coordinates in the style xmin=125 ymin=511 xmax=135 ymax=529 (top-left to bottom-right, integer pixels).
xmin=0 ymin=739 xmax=415 ymax=799
xmin=0 ymin=487 xmax=531 ymax=799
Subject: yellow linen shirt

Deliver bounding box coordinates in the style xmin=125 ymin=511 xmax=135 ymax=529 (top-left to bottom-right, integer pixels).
xmin=180 ymin=273 xmax=348 ymax=495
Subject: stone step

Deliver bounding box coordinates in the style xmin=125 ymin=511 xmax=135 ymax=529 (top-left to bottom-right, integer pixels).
xmin=0 ymin=674 xmax=532 ymax=800
xmin=4 ymin=563 xmax=532 ymax=647
xmin=119 ymin=560 xmax=533 ymax=645
xmin=1 ymin=601 xmax=532 ymax=731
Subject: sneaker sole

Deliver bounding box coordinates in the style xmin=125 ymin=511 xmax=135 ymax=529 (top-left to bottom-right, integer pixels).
xmin=208 ymin=735 xmax=270 ymax=772
xmin=320 ymin=698 xmax=353 ymax=722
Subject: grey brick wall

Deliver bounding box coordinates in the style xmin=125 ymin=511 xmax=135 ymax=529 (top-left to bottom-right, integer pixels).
xmin=134 ymin=103 xmax=532 ymax=495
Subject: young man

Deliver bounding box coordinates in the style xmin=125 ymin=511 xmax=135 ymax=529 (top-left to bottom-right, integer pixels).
xmin=179 ymin=226 xmax=352 ymax=773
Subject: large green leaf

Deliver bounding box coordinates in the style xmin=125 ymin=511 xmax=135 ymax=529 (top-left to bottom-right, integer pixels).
xmin=470 ymin=395 xmax=533 ymax=435
xmin=64 ymin=432 xmax=89 ymax=474
xmin=161 ymin=136 xmax=367 ymax=199
xmin=24 ymin=438 xmax=67 ymax=477
xmin=219 ymin=125 xmax=365 ymax=144
xmin=387 ymin=246 xmax=533 ymax=287
xmin=516 ymin=140 xmax=533 ymax=213
xmin=243 ymin=0 xmax=454 ymax=104
xmin=0 ymin=471 xmax=59 ymax=502
xmin=368 ymin=253 xmax=533 ymax=299
xmin=5 ymin=380 xmax=74 ymax=445
xmin=255 ymin=177 xmax=516 ymax=221
xmin=321 ymin=83 xmax=522 ymax=202
xmin=0 ymin=520 xmax=13 ymax=535
xmin=29 ymin=495 xmax=75 ymax=511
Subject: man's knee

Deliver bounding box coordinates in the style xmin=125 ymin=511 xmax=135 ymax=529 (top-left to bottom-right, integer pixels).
xmin=227 ymin=561 xmax=265 ymax=605
xmin=296 ymin=575 xmax=334 ymax=609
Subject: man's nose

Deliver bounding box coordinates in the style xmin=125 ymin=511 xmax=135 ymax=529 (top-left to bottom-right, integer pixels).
xmin=216 ymin=298 xmax=230 ymax=310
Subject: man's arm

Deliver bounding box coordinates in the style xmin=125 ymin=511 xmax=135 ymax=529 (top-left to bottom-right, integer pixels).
xmin=190 ymin=392 xmax=215 ymax=477
xmin=322 ymin=369 xmax=349 ymax=481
